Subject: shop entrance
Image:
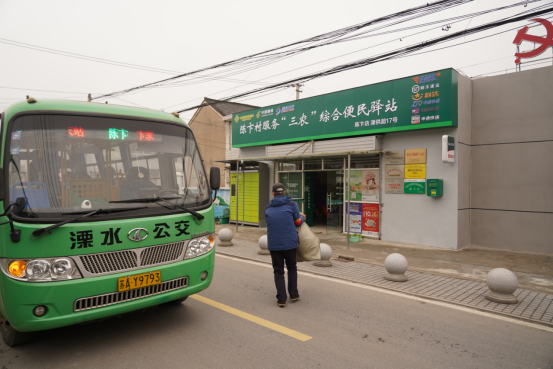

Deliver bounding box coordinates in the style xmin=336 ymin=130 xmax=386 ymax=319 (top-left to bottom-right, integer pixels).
xmin=305 ymin=171 xmax=343 ymax=235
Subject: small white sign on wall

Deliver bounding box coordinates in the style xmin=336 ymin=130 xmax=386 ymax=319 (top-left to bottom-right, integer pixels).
xmin=442 ymin=135 xmax=455 ymax=163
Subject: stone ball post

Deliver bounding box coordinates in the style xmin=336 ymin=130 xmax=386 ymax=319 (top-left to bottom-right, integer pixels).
xmin=217 ymin=228 xmax=234 ymax=247
xmin=313 ymin=243 xmax=332 ymax=267
xmin=384 ymin=253 xmax=409 ymax=282
xmin=258 ymin=235 xmax=270 ymax=255
xmin=485 ymin=268 xmax=519 ymax=304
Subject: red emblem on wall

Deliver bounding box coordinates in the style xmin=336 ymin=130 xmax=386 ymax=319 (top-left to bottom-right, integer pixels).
xmin=513 ymin=18 xmax=553 ymax=64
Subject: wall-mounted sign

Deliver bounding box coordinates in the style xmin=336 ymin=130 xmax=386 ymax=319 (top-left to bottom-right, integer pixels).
xmin=385 ymin=165 xmax=405 ymax=179
xmin=442 ymin=135 xmax=455 ymax=163
xmin=385 ymin=179 xmax=404 ymax=194
xmin=405 ymin=149 xmax=427 ymax=164
xmin=232 ymin=69 xmax=458 ymax=148
xmin=513 ymin=18 xmax=553 ymax=64
xmin=385 ymin=150 xmax=405 ymax=164
xmin=405 ymin=164 xmax=426 ymax=179
xmin=404 ymin=179 xmax=426 ymax=194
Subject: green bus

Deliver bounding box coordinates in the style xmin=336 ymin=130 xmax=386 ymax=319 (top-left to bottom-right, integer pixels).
xmin=0 ymin=98 xmax=219 ymax=346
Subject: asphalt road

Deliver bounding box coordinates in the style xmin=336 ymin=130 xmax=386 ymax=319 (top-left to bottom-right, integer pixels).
xmin=1 ymin=254 xmax=552 ymax=369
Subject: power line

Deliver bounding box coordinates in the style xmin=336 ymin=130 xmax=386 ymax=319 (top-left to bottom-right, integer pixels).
xmin=162 ymin=0 xmax=542 ymax=111
xmin=176 ymin=5 xmax=553 ymax=113
xmin=92 ymin=0 xmax=473 ymax=101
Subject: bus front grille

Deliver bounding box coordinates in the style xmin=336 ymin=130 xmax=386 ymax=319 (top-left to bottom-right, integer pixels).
xmin=73 ymin=277 xmax=188 ymax=312
xmin=76 ymin=240 xmax=189 ymax=276
xmin=80 ymin=250 xmax=138 ymax=274
xmin=140 ymin=241 xmax=186 ymax=266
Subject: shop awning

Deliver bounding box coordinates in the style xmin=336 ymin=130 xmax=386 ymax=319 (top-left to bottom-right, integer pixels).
xmin=216 ymin=150 xmax=383 ymax=164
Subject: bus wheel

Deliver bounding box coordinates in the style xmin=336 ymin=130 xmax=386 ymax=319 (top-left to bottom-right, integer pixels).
xmin=0 ymin=312 xmax=32 ymax=347
xmin=166 ymin=296 xmax=188 ymax=305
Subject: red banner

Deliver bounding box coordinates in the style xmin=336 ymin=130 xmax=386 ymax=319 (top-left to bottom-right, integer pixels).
xmin=362 ymin=203 xmax=379 ymax=234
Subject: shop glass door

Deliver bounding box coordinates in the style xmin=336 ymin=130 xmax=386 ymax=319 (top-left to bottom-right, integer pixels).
xmin=326 ymin=171 xmax=343 ymax=234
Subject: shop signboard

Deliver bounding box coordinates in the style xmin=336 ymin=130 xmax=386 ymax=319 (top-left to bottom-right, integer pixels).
xmin=362 ymin=203 xmax=379 ymax=237
xmin=348 ymin=169 xmax=379 ymax=201
xmin=404 ymin=179 xmax=426 ymax=194
xmin=405 ymin=164 xmax=426 ymax=179
xmin=346 ymin=203 xmax=362 ymax=233
xmin=405 ymin=149 xmax=427 ymax=164
xmin=385 ymin=165 xmax=404 ymax=179
xmin=385 ymin=150 xmax=405 ymax=164
xmin=385 ymin=179 xmax=404 ymax=194
xmin=232 ymin=69 xmax=458 ymax=148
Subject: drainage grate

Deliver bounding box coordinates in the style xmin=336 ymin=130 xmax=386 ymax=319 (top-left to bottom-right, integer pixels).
xmin=140 ymin=241 xmax=186 ymax=266
xmin=73 ymin=277 xmax=188 ymax=312
xmin=80 ymin=250 xmax=138 ymax=274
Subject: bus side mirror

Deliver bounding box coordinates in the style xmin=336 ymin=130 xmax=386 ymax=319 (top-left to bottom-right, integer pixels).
xmin=210 ymin=167 xmax=220 ymax=190
xmin=12 ymin=197 xmax=27 ymax=215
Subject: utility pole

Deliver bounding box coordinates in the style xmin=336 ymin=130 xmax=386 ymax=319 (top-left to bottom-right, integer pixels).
xmin=87 ymin=93 xmax=92 ymax=102
xmin=290 ymin=83 xmax=303 ymax=100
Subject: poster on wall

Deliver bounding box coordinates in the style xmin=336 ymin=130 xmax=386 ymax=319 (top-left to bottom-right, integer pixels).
xmin=362 ymin=203 xmax=380 ymax=237
xmin=348 ymin=169 xmax=380 ymax=201
xmin=346 ymin=203 xmax=362 ymax=233
xmin=361 ymin=169 xmax=380 ymax=202
xmin=348 ymin=171 xmax=363 ymax=201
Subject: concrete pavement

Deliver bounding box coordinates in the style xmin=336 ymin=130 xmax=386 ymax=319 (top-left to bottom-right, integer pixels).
xmin=217 ymin=224 xmax=553 ymax=295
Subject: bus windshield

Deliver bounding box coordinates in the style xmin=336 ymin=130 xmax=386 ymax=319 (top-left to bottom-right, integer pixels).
xmin=6 ymin=114 xmax=210 ymax=219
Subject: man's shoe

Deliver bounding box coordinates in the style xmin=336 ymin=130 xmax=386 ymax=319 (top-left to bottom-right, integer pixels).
xmin=290 ymin=294 xmax=300 ymax=302
xmin=277 ymin=300 xmax=286 ymax=308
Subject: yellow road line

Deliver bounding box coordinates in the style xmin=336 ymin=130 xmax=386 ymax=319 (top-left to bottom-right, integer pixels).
xmin=190 ymin=294 xmax=312 ymax=341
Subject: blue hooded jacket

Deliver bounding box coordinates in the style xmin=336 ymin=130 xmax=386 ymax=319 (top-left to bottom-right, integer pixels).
xmin=265 ymin=196 xmax=305 ymax=251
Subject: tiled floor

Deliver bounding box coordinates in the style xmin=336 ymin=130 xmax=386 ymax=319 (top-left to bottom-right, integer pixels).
xmin=216 ymin=239 xmax=553 ymax=327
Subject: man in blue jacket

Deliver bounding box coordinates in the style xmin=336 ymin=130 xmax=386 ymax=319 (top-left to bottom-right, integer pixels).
xmin=265 ymin=183 xmax=305 ymax=307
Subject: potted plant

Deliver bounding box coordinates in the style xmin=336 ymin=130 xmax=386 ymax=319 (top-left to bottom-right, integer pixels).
xmin=347 ymin=233 xmax=364 ymax=242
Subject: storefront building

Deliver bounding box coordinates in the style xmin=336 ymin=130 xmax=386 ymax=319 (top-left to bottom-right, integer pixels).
xmin=220 ymin=66 xmax=553 ymax=254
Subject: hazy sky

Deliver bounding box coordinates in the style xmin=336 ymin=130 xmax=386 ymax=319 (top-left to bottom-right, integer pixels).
xmin=1 ymin=0 xmax=551 ymax=122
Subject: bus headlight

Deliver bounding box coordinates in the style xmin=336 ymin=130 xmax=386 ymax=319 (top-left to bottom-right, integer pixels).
xmin=26 ymin=260 xmax=51 ymax=279
xmin=0 ymin=258 xmax=82 ymax=282
xmin=51 ymin=259 xmax=73 ymax=277
xmin=184 ymin=234 xmax=214 ymax=259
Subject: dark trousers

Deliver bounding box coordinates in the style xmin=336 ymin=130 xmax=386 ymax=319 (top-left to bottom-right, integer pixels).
xmin=269 ymin=248 xmax=298 ymax=302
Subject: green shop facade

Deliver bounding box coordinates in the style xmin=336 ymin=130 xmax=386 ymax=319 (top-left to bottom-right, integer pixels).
xmin=223 ymin=68 xmax=470 ymax=250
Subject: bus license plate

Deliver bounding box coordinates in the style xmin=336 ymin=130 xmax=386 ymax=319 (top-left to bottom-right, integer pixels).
xmin=118 ymin=271 xmax=161 ymax=292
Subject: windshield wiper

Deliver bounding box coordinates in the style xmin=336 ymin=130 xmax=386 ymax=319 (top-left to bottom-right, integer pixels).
xmin=111 ymin=197 xmax=204 ymax=220
xmin=109 ymin=196 xmax=181 ymax=204
xmin=31 ymin=207 xmax=147 ymax=238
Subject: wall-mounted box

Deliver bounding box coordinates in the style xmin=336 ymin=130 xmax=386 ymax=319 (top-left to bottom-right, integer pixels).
xmin=427 ymin=179 xmax=443 ymax=197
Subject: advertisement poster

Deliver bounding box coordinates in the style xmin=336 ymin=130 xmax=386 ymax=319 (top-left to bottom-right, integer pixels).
xmin=346 ymin=203 xmax=362 ymax=233
xmin=362 ymin=203 xmax=380 ymax=237
xmin=213 ymin=189 xmax=231 ymax=220
xmin=361 ymin=169 xmax=380 ymax=202
xmin=348 ymin=171 xmax=363 ymax=201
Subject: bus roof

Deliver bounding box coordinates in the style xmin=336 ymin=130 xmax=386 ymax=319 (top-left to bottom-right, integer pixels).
xmin=2 ymin=99 xmax=187 ymax=126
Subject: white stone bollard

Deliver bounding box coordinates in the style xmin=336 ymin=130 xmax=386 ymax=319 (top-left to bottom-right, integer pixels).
xmin=258 ymin=235 xmax=270 ymax=255
xmin=485 ymin=268 xmax=519 ymax=304
xmin=313 ymin=243 xmax=332 ymax=267
xmin=384 ymin=253 xmax=409 ymax=282
xmin=217 ymin=228 xmax=233 ymax=247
